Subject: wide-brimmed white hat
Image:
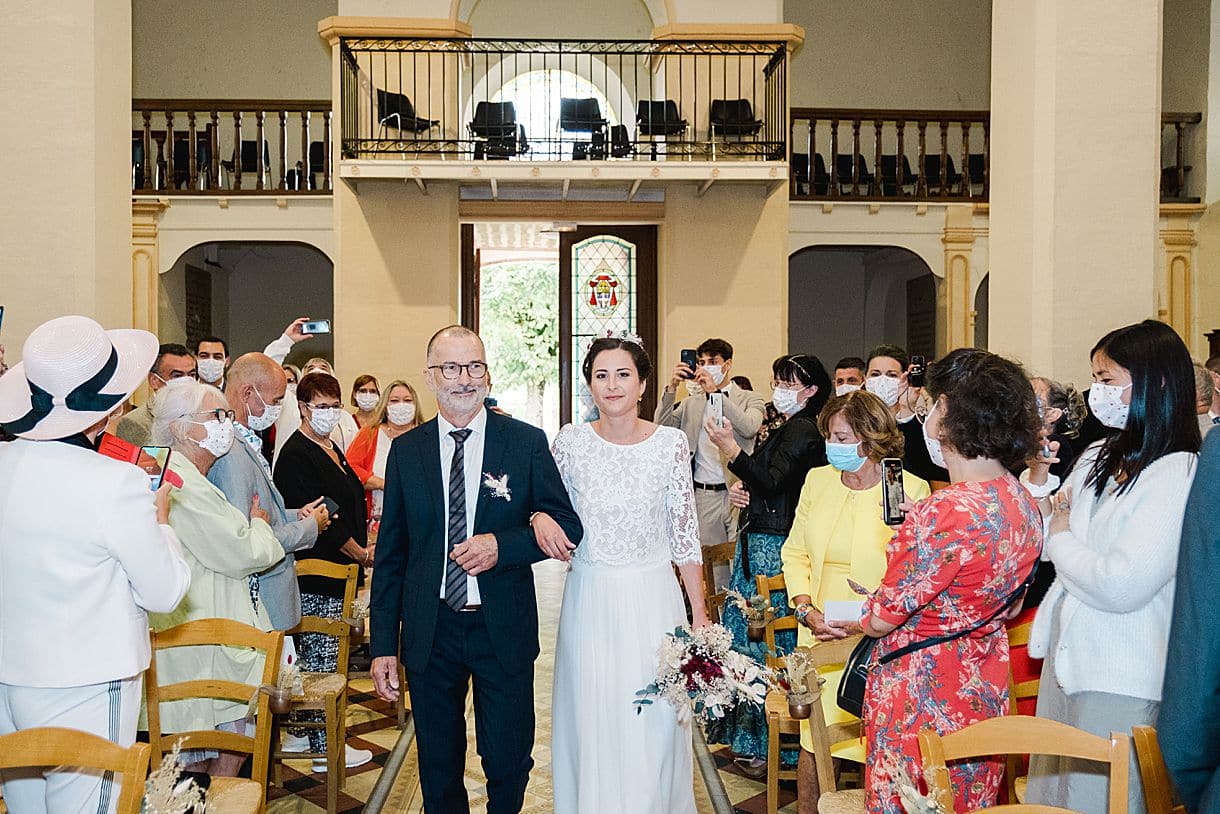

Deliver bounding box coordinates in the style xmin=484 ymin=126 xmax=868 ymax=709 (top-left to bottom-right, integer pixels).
xmin=0 ymin=315 xmax=158 ymax=440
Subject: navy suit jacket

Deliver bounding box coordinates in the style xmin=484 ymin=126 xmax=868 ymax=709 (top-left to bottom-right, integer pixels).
xmin=369 ymin=410 xmax=582 ymax=674
xmin=1162 ymin=429 xmax=1220 ymax=812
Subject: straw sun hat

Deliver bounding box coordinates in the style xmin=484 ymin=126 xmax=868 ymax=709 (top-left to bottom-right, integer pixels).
xmin=0 ymin=315 xmax=158 ymax=440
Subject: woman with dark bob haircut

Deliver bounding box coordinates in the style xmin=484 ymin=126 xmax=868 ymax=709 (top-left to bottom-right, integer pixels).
xmin=857 ymin=348 xmax=1044 ymax=813
xmin=1025 ymin=321 xmax=1199 ymax=814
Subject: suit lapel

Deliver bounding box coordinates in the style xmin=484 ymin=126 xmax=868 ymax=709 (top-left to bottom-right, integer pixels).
xmin=416 ymin=420 xmax=446 ymax=533
xmin=474 ymin=412 xmax=507 ymax=531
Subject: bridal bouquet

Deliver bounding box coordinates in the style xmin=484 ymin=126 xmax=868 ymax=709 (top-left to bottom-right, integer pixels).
xmin=634 ymin=623 xmax=773 ymax=724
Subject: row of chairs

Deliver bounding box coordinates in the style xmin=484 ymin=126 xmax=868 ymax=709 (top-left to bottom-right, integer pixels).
xmin=0 ymin=561 xmax=372 ymax=814
xmin=378 ymin=89 xmax=763 ymax=160
xmin=792 ymin=151 xmax=987 ymax=197
xmin=133 ymin=138 xmax=327 ymax=191
xmin=748 ymin=573 xmax=1185 ymax=814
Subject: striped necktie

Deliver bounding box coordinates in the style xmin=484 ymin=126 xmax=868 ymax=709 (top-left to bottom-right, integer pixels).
xmin=444 ymin=429 xmax=473 ymax=611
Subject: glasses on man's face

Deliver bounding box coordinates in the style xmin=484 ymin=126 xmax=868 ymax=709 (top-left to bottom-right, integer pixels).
xmin=428 ymin=362 xmax=488 ymax=380
xmin=192 ymin=409 xmax=235 ymax=422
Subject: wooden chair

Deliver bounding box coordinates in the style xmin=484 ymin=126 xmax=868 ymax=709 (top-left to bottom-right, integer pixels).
xmin=756 ymin=573 xmax=865 ymax=814
xmin=703 ymin=540 xmax=737 ymax=623
xmin=0 ymin=727 xmax=151 ymax=814
xmin=1132 ymin=726 xmax=1186 ymax=814
xmin=145 ymin=618 xmax=283 ymax=804
xmin=918 ymin=715 xmax=1129 ymax=814
xmin=270 ymin=560 xmax=358 ymax=814
xmin=1005 ymin=620 xmax=1040 ymax=803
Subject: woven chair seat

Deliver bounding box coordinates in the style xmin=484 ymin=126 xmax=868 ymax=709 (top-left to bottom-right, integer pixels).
xmin=206 ymin=777 xmax=263 ymax=813
xmin=816 ymin=788 xmax=866 ymax=814
xmin=296 ymin=672 xmax=347 ymax=701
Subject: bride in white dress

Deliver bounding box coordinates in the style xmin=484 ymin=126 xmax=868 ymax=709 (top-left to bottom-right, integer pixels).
xmin=532 ymin=336 xmax=710 ymax=813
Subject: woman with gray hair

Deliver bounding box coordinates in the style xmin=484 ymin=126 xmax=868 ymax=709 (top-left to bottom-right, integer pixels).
xmin=148 ymin=378 xmax=285 ymax=777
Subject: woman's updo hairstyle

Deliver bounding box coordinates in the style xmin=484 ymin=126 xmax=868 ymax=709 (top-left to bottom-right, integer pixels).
xmin=582 ymin=337 xmax=653 ymax=383
xmin=1031 ymin=376 xmax=1088 ymax=438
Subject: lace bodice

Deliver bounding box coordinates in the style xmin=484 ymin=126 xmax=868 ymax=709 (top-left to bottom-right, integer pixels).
xmin=551 ymin=423 xmax=702 ymax=567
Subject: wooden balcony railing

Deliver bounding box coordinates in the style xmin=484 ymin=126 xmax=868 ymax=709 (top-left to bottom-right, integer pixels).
xmin=132 ymin=99 xmax=333 ymax=194
xmin=791 ymin=108 xmax=1203 ymax=204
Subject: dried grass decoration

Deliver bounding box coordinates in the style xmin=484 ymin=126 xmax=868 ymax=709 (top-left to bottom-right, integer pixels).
xmin=142 ymin=738 xmax=206 ymax=814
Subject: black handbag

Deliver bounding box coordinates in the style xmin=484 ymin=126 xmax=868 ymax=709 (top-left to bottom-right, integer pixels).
xmin=835 ymin=564 xmax=1039 ymax=718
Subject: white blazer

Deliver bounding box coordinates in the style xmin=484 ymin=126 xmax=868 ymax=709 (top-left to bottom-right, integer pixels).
xmin=0 ymin=439 xmax=191 ymax=688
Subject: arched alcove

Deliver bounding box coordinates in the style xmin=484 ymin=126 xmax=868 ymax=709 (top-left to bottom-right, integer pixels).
xmin=160 ymin=242 xmax=335 ymax=366
xmin=788 ymin=245 xmax=937 ymax=363
xmin=973 ymin=273 xmax=989 ymax=350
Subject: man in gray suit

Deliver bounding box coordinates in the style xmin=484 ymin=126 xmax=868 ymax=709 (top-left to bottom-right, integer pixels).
xmin=654 ymin=338 xmax=765 ymax=570
xmin=207 ymin=353 xmax=330 ymax=630
xmin=116 ymin=343 xmax=197 ymax=447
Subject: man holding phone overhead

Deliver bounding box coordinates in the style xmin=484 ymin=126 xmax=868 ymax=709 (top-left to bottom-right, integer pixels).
xmin=655 ymin=337 xmax=766 ymax=553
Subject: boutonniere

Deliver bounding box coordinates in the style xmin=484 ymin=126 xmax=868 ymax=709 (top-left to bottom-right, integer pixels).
xmin=483 ymin=472 xmax=512 ymax=501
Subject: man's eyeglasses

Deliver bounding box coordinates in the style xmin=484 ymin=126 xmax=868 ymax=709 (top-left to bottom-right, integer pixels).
xmin=428 ymin=362 xmax=488 ymax=380
xmin=192 ymin=409 xmax=235 ymax=422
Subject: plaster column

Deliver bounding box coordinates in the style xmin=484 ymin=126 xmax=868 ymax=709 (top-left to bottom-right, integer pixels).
xmin=0 ymin=1 xmax=132 ymax=355
xmin=131 ymin=200 xmax=168 ymax=339
xmin=941 ymin=204 xmax=977 ymax=353
xmin=988 ymin=0 xmax=1163 ymax=384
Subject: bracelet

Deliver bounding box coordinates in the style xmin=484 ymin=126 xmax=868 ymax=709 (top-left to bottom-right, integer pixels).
xmin=794 ymin=603 xmax=814 ymax=625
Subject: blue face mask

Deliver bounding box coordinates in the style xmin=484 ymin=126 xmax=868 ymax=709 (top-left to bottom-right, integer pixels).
xmin=826 ymin=441 xmax=868 ymax=473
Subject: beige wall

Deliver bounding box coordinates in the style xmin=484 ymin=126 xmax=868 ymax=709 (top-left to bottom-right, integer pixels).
xmin=132 ymin=0 xmax=336 ymax=99
xmin=1 ymin=0 xmax=132 ymax=361
xmin=468 ymin=0 xmax=652 ymax=37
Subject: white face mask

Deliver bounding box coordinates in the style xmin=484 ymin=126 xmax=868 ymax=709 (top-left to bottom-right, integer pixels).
xmin=197 ymin=358 xmax=226 ymax=384
xmin=923 ymin=403 xmax=947 ymax=469
xmin=702 ymin=364 xmax=726 ymax=387
xmin=1088 ymin=382 xmax=1132 ymax=429
xmin=865 ymin=375 xmax=901 ymax=407
xmin=308 ymin=406 xmax=342 ymax=437
xmin=771 ymin=386 xmax=803 ymax=416
xmin=246 ymin=387 xmax=281 ymax=432
xmin=685 ymin=380 xmax=705 ymax=398
xmin=386 ymin=401 xmax=417 ymax=426
xmin=193 ymin=417 xmax=234 ymax=457
xmin=355 ymin=392 xmax=380 ymax=412
xmin=835 ymin=383 xmax=861 ymax=397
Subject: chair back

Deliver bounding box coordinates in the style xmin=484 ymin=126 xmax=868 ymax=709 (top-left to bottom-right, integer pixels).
xmin=755 ymin=572 xmax=797 ymax=670
xmin=1132 ymin=726 xmax=1187 ymax=814
xmin=0 ymin=727 xmax=151 ymax=814
xmin=918 ymin=715 xmax=1129 ymax=814
xmin=701 ymin=540 xmax=737 ymax=623
xmin=560 ymin=97 xmax=606 ymax=133
xmin=292 ymin=560 xmax=360 ymax=671
xmin=471 ymin=101 xmax=518 ymax=139
xmin=835 ymin=153 xmax=873 ymax=183
xmin=236 ymin=140 xmax=269 ymax=172
xmin=636 ymin=100 xmax=686 ymax=135
xmin=145 ymin=618 xmax=284 ymax=789
xmin=377 ymin=88 xmax=416 ymax=122
xmin=802 ymin=636 xmax=864 ymax=792
xmin=920 ymin=153 xmax=961 ymax=186
xmin=967 ymin=153 xmax=987 ymax=185
xmin=710 ymin=98 xmax=755 ymax=125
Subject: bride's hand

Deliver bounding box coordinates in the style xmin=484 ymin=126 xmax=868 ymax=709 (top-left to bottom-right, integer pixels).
xmin=531 ymin=512 xmax=576 ymax=562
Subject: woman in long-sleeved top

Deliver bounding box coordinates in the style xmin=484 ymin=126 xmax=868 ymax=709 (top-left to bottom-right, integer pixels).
xmin=148 ymin=379 xmax=284 ymax=777
xmin=702 ymin=354 xmax=831 ymax=774
xmin=1025 ymin=320 xmax=1201 ymax=814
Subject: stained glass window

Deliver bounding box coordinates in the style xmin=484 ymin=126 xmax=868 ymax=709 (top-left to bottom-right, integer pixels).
xmin=570 ymin=235 xmax=636 ymax=424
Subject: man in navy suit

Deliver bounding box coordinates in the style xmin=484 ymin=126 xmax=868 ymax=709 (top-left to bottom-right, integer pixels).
xmin=371 ymin=326 xmax=582 ymax=814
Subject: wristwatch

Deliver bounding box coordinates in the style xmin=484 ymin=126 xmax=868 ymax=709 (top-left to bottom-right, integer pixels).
xmin=794 ymin=603 xmax=814 ymax=626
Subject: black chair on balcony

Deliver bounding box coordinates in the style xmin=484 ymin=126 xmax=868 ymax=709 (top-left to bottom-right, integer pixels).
xmin=880 ymin=154 xmax=919 ymax=196
xmin=790 ymin=153 xmax=830 ymax=196
xmin=171 ymin=136 xmax=213 ymax=190
xmin=709 ymin=99 xmax=762 ymax=159
xmin=636 ymin=100 xmax=687 ymax=160
xmin=919 ymin=154 xmax=962 ymax=195
xmin=132 ymin=138 xmax=150 ymax=190
xmin=834 ymin=154 xmax=874 ymax=194
xmin=967 ymin=153 xmax=986 ymax=194
xmin=220 ymin=140 xmax=271 ymax=189
xmin=469 ymin=101 xmax=528 ymax=160
xmin=560 ymin=98 xmax=608 ymax=160
xmin=377 ymin=89 xmax=440 ymax=146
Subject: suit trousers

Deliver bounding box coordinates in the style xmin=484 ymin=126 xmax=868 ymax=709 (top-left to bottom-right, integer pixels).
xmin=695 ymin=488 xmax=734 ymax=589
xmin=0 ymin=674 xmax=141 ymax=814
xmin=407 ymin=603 xmax=535 ymax=814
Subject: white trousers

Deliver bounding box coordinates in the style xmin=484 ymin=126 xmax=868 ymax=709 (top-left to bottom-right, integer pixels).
xmin=0 ymin=675 xmax=141 ymax=814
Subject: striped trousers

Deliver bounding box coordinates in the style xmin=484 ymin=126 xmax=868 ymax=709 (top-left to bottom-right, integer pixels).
xmin=0 ymin=675 xmax=141 ymax=814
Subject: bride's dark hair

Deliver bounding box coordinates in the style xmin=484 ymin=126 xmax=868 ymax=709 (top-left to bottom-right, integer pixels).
xmin=582 ymin=337 xmax=653 ymax=383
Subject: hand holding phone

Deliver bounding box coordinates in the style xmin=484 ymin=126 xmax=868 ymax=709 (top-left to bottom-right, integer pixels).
xmin=679 ymin=348 xmax=698 ymax=379
xmin=907 ymin=355 xmax=926 ymax=389
xmin=301 ymin=319 xmax=331 ymax=335
xmin=707 ymin=391 xmax=725 ymax=427
xmin=321 ymin=496 xmax=340 ymax=519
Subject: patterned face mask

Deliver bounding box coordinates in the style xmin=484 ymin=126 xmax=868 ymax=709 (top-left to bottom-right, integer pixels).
xmin=1088 ymin=382 xmax=1132 ymax=429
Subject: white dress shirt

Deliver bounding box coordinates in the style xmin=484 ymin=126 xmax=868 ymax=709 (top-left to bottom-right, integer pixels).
xmin=693 ymin=382 xmax=733 ymax=484
xmin=436 ymin=409 xmax=487 ymax=604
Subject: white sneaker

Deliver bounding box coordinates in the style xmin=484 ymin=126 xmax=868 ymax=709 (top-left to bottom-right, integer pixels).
xmin=280 ymin=733 xmax=311 ymax=753
xmin=311 ymin=744 xmax=373 ymax=773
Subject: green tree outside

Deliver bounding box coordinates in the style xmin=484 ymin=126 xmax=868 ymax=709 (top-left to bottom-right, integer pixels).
xmin=479 ymin=260 xmax=559 ymax=426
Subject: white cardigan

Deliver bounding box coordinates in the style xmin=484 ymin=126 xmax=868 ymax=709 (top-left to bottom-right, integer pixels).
xmin=1029 ymin=443 xmax=1197 ymax=701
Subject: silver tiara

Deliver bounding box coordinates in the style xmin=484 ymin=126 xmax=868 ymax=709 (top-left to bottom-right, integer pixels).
xmin=586 ymin=329 xmax=645 ymax=352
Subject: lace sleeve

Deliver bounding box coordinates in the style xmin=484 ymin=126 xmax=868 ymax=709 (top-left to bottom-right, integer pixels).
xmin=550 ymin=423 xmax=576 ymax=495
xmin=665 ymin=431 xmax=703 ymax=565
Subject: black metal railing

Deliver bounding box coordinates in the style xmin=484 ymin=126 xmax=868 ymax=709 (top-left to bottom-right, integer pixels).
xmin=132 ymin=99 xmax=333 ymax=194
xmin=339 ymin=38 xmax=787 ymax=161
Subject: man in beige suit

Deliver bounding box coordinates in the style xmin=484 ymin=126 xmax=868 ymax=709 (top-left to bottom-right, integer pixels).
xmin=654 ymin=338 xmax=765 ymax=581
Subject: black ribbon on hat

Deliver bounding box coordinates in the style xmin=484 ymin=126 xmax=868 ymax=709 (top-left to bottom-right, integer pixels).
xmin=0 ymin=347 xmax=124 ymax=435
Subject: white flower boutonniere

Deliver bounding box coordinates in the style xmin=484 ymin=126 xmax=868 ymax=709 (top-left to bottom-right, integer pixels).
xmin=483 ymin=472 xmax=512 ymax=501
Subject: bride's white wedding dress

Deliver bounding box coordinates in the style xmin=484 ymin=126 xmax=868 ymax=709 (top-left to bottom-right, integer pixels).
xmin=550 ymin=422 xmax=703 ymax=814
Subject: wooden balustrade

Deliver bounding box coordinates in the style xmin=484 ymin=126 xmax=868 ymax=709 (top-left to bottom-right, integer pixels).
xmin=792 ymin=107 xmax=1202 ymax=204
xmin=132 ymin=99 xmax=332 ymax=194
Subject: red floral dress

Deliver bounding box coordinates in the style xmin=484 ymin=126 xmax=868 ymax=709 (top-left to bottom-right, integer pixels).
xmin=862 ymin=474 xmax=1043 ymax=814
